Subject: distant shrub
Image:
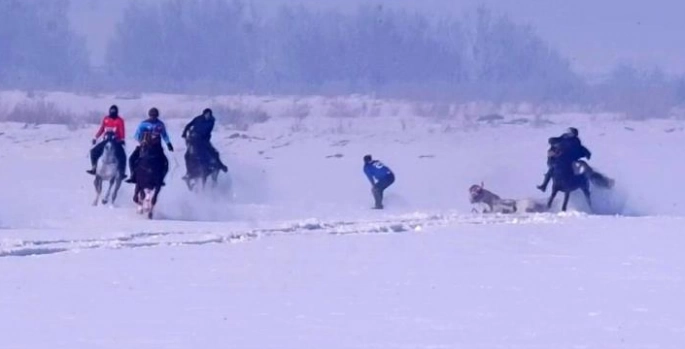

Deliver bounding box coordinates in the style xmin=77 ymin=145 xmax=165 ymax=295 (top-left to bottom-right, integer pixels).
xmin=2 ymin=100 xmax=75 ymax=126
xmin=213 ymin=105 xmax=271 ymax=130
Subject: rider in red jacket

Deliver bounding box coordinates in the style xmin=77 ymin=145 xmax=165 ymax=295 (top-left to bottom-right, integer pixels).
xmin=87 ymin=105 xmax=128 ymax=177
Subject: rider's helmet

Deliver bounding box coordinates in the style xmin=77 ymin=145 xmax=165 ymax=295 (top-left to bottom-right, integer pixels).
xmin=148 ymin=107 xmax=159 ymax=119
xmin=363 ymin=154 xmax=372 ymax=163
xmin=565 ymin=127 xmax=579 ymax=138
xmin=108 ymin=105 xmax=118 ymax=117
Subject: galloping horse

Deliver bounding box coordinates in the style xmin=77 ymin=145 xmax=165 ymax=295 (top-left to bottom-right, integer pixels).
xmin=547 ymin=159 xmax=592 ymax=212
xmin=92 ymin=131 xmax=124 ymax=206
xmin=132 ymin=139 xmax=167 ymax=219
xmin=183 ymin=130 xmax=220 ymax=191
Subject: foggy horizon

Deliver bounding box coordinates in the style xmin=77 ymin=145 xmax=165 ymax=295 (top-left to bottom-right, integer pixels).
xmin=68 ymin=0 xmax=685 ymax=76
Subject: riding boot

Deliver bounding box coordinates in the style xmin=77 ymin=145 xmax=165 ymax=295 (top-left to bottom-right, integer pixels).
xmin=125 ymin=147 xmax=140 ymax=183
xmin=125 ymin=159 xmax=137 ymax=183
xmin=218 ymin=159 xmax=228 ymax=172
xmin=537 ymin=169 xmax=552 ymax=192
xmin=87 ymin=142 xmax=105 ymax=175
xmin=126 ymin=169 xmax=136 ymax=183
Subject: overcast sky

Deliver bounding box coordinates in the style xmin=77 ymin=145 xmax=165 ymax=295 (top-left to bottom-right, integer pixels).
xmin=68 ymin=0 xmax=685 ymax=75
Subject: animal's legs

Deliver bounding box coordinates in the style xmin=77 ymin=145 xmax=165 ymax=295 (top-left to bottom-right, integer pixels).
xmin=562 ymin=192 xmax=571 ymax=211
xmin=547 ymin=188 xmax=559 ymax=209
xmin=111 ymin=177 xmax=123 ymax=205
xmin=93 ymin=177 xmax=102 ymax=206
xmin=582 ymin=184 xmax=592 ymax=211
xmin=147 ymin=186 xmax=162 ymax=219
xmin=102 ymin=178 xmax=114 ymax=204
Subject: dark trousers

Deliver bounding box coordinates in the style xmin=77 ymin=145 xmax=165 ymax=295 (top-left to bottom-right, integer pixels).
xmin=373 ymin=173 xmax=395 ymax=207
xmin=540 ymin=167 xmax=553 ymax=188
xmin=91 ymin=141 xmax=127 ymax=175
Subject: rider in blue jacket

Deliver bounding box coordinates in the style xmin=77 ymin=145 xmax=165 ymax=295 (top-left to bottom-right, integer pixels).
xmin=363 ymin=154 xmax=395 ymax=209
xmin=125 ymin=107 xmax=174 ymax=185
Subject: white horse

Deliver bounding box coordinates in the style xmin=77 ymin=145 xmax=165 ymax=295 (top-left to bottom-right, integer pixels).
xmin=93 ymin=134 xmax=124 ymax=207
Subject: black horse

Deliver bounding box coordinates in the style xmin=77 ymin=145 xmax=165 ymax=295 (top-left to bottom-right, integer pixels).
xmin=132 ymin=140 xmax=168 ymax=219
xmin=183 ymin=130 xmax=221 ymax=191
xmin=546 ymin=157 xmax=592 ymax=212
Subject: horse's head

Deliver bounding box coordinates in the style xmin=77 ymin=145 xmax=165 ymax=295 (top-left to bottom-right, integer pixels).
xmin=469 ymin=183 xmax=484 ymax=202
xmin=102 ymin=130 xmax=117 ymax=143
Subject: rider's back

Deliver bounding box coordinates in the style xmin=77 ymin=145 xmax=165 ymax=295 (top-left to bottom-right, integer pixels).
xmin=188 ymin=115 xmax=215 ymax=141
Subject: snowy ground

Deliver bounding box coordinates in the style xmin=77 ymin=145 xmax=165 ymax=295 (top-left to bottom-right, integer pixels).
xmin=2 ymin=94 xmax=685 ymax=348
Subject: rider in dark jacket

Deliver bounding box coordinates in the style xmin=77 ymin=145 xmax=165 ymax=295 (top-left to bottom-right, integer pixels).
xmin=537 ymin=127 xmax=591 ymax=192
xmin=181 ymin=108 xmax=228 ymax=173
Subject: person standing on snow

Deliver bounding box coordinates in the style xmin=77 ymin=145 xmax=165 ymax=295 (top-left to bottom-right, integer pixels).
xmin=87 ymin=105 xmax=127 ymax=178
xmin=363 ymin=154 xmax=395 ymax=209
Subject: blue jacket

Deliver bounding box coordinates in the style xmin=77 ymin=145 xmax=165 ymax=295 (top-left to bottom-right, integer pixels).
xmin=134 ymin=119 xmax=171 ymax=145
xmin=364 ymin=160 xmax=393 ymax=184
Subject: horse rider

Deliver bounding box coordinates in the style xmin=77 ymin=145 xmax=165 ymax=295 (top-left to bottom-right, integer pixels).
xmin=87 ymin=105 xmax=127 ymax=178
xmin=181 ymin=108 xmax=228 ymax=177
xmin=537 ymin=127 xmax=592 ymax=192
xmin=125 ymin=107 xmax=175 ymax=185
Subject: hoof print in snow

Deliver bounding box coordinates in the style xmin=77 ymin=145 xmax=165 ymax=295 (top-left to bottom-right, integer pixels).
xmin=503 ymin=118 xmax=529 ymax=125
xmin=331 ymin=140 xmax=350 ymax=147
xmin=418 ymin=155 xmax=435 ymax=159
xmin=477 ymin=114 xmax=504 ymax=123
xmin=326 ymin=153 xmax=344 ymax=159
xmin=272 ymin=142 xmax=291 ymax=149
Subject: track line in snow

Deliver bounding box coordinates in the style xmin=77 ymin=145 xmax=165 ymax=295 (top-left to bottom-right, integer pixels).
xmin=0 ymin=211 xmax=578 ymax=258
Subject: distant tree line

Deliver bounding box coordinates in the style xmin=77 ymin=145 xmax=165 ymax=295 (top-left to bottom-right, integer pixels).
xmin=0 ymin=0 xmax=89 ymax=88
xmin=2 ymin=0 xmax=685 ymax=115
xmin=103 ymin=1 xmax=581 ymax=102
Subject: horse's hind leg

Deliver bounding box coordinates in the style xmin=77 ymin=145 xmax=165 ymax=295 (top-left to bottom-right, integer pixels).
xmin=102 ymin=179 xmax=114 ymax=204
xmin=211 ymin=171 xmax=219 ymax=188
xmin=148 ymin=186 xmax=162 ymax=219
xmin=133 ymin=185 xmax=145 ymax=214
xmin=561 ymin=192 xmax=571 ymax=212
xmin=582 ymin=184 xmax=592 ymax=211
xmin=111 ymin=178 xmax=123 ymax=205
xmin=547 ymin=188 xmax=559 ymax=209
xmin=202 ymin=174 xmax=209 ymax=190
xmin=93 ymin=177 xmax=102 ymax=206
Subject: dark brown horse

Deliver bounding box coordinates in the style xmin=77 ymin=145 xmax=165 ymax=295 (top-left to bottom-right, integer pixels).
xmin=547 ymin=159 xmax=592 ymax=212
xmin=132 ymin=140 xmax=167 ymax=219
xmin=182 ymin=130 xmax=220 ymax=192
